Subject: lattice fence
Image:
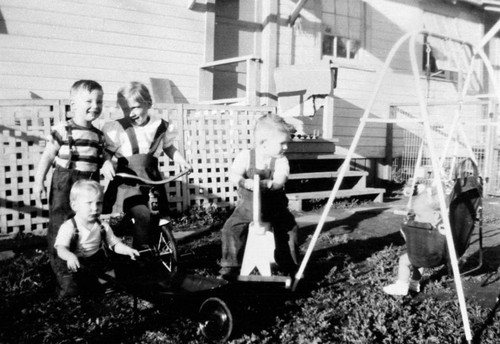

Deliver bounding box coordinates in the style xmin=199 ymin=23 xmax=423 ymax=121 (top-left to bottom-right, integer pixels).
xmin=0 ymin=100 xmax=275 ymax=234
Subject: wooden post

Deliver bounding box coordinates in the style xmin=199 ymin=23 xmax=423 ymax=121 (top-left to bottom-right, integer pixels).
xmin=199 ymin=0 xmax=215 ymax=102
xmin=260 ymin=0 xmax=279 ymax=106
xmin=178 ymin=104 xmax=190 ymax=211
xmin=246 ymin=59 xmax=258 ymax=106
xmin=322 ymin=66 xmax=337 ymax=139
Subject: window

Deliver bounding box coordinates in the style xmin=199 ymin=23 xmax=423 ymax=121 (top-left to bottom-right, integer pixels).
xmin=321 ymin=0 xmax=363 ymax=60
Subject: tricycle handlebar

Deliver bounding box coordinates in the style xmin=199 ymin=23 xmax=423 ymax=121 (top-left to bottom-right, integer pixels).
xmin=115 ymin=169 xmax=192 ymax=186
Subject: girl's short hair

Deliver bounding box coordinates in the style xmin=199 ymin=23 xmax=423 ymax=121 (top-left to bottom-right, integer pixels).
xmin=70 ymin=80 xmax=103 ymax=99
xmin=117 ymin=81 xmax=153 ymax=107
xmin=70 ymin=180 xmax=103 ymax=203
xmin=254 ymin=113 xmax=296 ymax=145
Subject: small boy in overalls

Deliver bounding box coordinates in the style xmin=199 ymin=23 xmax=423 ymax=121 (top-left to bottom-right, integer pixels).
xmin=34 ymin=80 xmax=109 ymax=297
xmin=219 ymin=113 xmax=299 ymax=277
xmin=101 ymin=82 xmax=191 ymax=249
xmin=54 ymin=180 xmax=139 ymax=297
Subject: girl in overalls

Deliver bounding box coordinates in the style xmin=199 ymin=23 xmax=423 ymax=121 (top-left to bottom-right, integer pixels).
xmin=220 ymin=114 xmax=299 ymax=277
xmin=101 ymin=82 xmax=191 ymax=249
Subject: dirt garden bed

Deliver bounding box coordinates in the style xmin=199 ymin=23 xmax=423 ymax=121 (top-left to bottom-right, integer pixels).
xmin=1 ymin=194 xmax=500 ymax=343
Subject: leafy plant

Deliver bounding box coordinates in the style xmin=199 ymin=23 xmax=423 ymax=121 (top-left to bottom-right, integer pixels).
xmin=170 ymin=203 xmax=229 ymax=231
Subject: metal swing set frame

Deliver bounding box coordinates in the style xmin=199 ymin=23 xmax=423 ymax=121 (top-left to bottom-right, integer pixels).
xmin=292 ymin=19 xmax=500 ymax=344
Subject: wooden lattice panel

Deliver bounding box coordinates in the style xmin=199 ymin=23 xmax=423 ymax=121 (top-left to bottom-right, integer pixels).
xmin=0 ymin=101 xmax=275 ymax=234
xmin=154 ymin=105 xmax=189 ymax=213
xmin=183 ymin=106 xmax=275 ymax=207
xmin=0 ymin=101 xmax=64 ymax=234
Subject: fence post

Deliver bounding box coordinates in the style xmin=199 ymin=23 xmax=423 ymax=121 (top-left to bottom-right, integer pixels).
xmin=485 ymin=108 xmax=498 ymax=195
xmin=179 ymin=104 xmax=190 ymax=211
xmin=385 ymin=106 xmax=394 ymax=180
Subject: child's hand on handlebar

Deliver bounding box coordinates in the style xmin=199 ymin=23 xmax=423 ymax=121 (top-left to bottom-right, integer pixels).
xmin=127 ymin=248 xmax=140 ymax=260
xmin=101 ymin=160 xmax=116 ymax=180
xmin=180 ymin=161 xmax=193 ymax=173
xmin=242 ymin=179 xmax=254 ymax=190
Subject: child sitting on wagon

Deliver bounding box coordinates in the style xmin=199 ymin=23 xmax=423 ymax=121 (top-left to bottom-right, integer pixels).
xmin=54 ymin=180 xmax=140 ymax=297
xmin=219 ymin=113 xmax=299 ymax=277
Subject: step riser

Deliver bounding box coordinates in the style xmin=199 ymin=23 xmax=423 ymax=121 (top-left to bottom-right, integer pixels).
xmin=286 ymin=177 xmax=367 ymax=193
xmin=287 ymin=189 xmax=384 ymax=212
xmin=284 ymin=140 xmax=384 ymax=212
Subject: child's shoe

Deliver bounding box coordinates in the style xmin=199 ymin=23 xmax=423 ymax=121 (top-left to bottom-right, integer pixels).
xmin=409 ymin=279 xmax=421 ymax=293
xmin=383 ymin=280 xmax=409 ymax=296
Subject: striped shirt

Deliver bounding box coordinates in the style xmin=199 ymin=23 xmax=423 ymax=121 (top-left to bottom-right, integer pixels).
xmin=51 ymin=120 xmax=103 ymax=172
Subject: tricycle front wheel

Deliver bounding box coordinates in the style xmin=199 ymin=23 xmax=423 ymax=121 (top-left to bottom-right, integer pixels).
xmin=155 ymin=224 xmax=178 ymax=274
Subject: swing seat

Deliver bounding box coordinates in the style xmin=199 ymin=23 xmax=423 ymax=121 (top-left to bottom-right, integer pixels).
xmin=402 ymin=158 xmax=483 ymax=272
xmin=402 ymin=220 xmax=447 ymax=268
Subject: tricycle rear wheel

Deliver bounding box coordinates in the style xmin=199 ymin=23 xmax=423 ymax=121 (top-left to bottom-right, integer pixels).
xmin=199 ymin=297 xmax=233 ymax=342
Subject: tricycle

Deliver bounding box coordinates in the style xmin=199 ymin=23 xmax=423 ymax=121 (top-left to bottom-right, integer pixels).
xmin=100 ymin=170 xmax=233 ymax=342
xmin=98 ymin=170 xmax=295 ymax=342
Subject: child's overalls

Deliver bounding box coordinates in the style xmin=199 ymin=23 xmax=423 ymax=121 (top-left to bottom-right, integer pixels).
xmin=56 ymin=218 xmax=110 ymax=297
xmin=103 ymin=117 xmax=169 ymax=248
xmin=220 ymin=150 xmax=299 ymax=275
xmin=48 ymin=121 xmax=102 ymax=297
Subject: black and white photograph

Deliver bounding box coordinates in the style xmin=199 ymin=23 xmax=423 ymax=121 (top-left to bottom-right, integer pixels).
xmin=2 ymin=1 xmax=500 ymax=343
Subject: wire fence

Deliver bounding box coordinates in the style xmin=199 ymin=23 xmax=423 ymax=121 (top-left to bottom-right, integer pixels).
xmin=390 ymin=101 xmax=499 ymax=195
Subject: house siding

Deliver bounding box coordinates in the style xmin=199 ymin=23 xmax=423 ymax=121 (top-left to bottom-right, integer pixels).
xmin=0 ymin=0 xmax=492 ymax=161
xmin=0 ymin=0 xmax=205 ymax=102
xmin=276 ymin=0 xmax=485 ymax=159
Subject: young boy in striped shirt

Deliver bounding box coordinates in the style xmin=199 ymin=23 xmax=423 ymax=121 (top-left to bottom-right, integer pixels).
xmin=34 ymin=79 xmax=113 ymax=297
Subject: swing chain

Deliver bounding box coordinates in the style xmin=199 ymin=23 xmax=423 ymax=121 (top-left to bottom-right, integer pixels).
xmin=425 ymin=41 xmax=432 ymax=76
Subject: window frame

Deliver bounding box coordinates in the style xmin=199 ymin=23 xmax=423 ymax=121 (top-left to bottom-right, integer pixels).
xmin=320 ymin=0 xmax=365 ymax=63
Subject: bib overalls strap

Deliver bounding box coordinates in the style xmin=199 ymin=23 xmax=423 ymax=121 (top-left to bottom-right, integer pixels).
xmin=103 ymin=118 xmax=169 ymax=215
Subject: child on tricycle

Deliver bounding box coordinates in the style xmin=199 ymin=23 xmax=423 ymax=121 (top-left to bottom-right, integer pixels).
xmin=101 ymin=81 xmax=191 ymax=249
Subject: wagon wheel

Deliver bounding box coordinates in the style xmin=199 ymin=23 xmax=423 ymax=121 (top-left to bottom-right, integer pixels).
xmin=198 ymin=297 xmax=233 ymax=343
xmin=154 ymin=224 xmax=178 ymax=274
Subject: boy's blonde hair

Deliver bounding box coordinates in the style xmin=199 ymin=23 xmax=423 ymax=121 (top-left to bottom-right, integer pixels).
xmin=117 ymin=81 xmax=153 ymax=108
xmin=254 ymin=113 xmax=295 ymax=146
xmin=70 ymin=180 xmax=103 ymax=203
xmin=70 ymin=80 xmax=103 ymax=100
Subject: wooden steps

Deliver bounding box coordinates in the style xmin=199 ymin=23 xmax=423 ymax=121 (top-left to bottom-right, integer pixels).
xmin=285 ymin=139 xmax=385 ymax=211
xmin=287 ymin=188 xmax=385 ymax=207
xmin=288 ymin=170 xmax=367 ymax=180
